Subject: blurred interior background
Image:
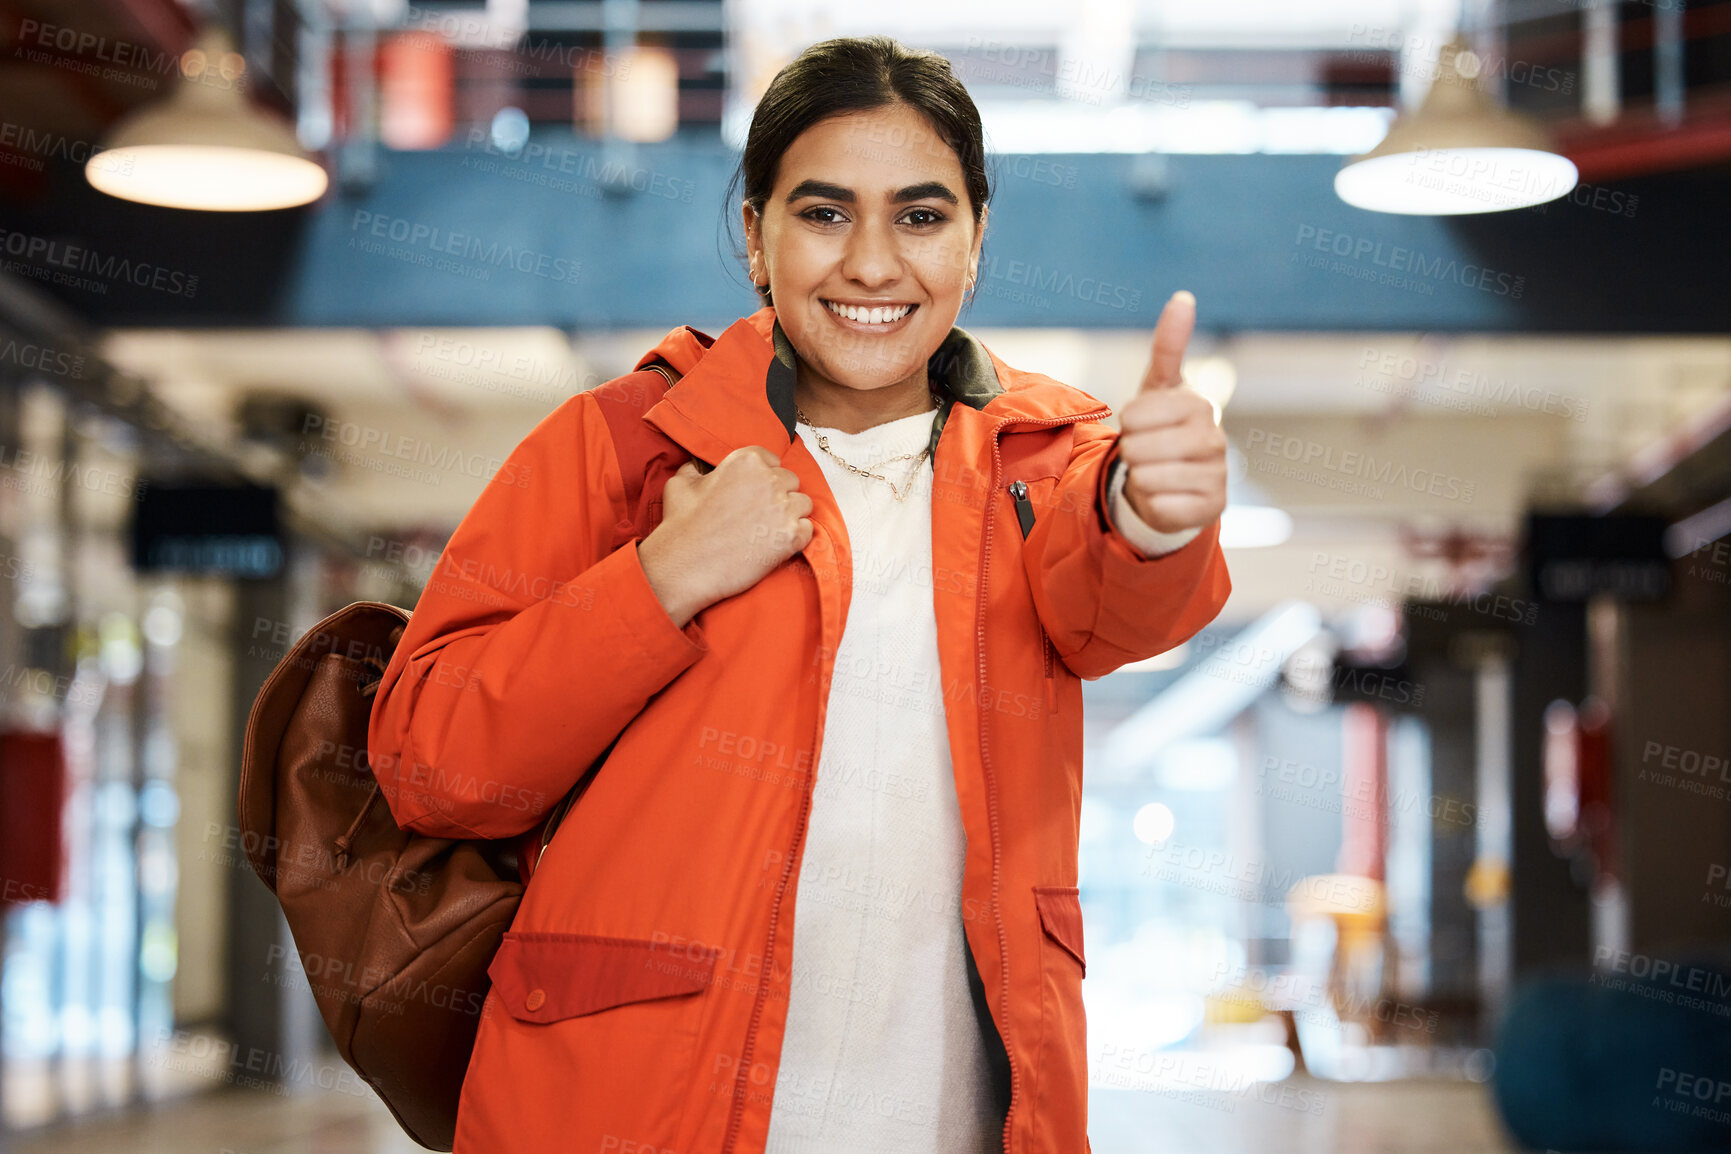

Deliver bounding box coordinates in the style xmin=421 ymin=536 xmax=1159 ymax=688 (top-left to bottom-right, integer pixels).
xmin=0 ymin=0 xmax=1729 ymax=1150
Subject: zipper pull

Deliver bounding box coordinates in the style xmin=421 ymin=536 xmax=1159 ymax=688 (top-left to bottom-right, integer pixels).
xmin=1008 ymin=479 xmax=1036 ymax=540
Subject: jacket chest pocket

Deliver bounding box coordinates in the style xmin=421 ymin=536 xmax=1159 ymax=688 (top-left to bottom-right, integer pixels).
xmin=998 ymin=432 xmax=1072 ymax=544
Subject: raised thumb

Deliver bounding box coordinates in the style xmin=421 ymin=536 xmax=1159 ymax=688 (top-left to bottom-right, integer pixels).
xmin=1138 ymin=290 xmax=1196 ymax=393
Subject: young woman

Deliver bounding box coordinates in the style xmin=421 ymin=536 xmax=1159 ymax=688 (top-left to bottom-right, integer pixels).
xmin=368 ymin=35 xmax=1230 ymax=1154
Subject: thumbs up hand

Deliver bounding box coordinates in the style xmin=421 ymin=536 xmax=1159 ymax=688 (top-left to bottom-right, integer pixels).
xmin=1115 ymin=291 xmax=1228 ymax=535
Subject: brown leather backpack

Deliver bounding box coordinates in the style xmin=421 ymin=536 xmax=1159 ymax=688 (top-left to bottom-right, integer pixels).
xmin=237 ymin=356 xmax=693 ymax=1150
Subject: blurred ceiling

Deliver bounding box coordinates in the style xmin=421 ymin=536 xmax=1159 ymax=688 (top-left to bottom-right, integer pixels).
xmin=99 ymin=324 xmax=1731 ymax=621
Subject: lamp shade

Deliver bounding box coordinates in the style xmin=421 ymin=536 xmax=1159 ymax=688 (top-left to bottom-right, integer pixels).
xmin=1335 ymin=37 xmax=1577 ymax=215
xmin=86 ymin=29 xmax=328 ymax=211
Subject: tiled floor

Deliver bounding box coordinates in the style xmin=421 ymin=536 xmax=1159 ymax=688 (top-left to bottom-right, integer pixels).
xmin=7 ymin=1077 xmax=1520 ymax=1153
xmin=1090 ymin=1079 xmax=1520 ymax=1153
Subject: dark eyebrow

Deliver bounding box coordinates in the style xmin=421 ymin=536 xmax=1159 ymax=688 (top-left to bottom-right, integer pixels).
xmin=784 ymin=179 xmax=960 ymax=207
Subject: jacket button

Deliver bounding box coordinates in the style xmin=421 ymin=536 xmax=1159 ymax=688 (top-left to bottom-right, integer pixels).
xmin=525 ymin=989 xmax=546 ymax=1011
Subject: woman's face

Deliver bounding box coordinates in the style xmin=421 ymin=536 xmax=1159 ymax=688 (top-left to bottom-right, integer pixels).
xmin=744 ymin=102 xmax=986 ymax=393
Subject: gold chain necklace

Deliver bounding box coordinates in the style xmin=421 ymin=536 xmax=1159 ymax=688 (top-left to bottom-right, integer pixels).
xmin=794 ymin=399 xmax=936 ymax=502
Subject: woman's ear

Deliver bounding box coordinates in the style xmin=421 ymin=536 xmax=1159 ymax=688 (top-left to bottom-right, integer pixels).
xmin=969 ymin=204 xmax=988 ymax=278
xmin=743 ymin=202 xmax=764 ymax=284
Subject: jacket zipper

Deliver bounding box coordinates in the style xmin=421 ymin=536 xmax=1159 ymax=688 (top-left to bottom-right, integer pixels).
xmin=722 ymin=555 xmax=821 ymax=1154
xmin=981 ymin=406 xmax=1109 ymax=1153
xmin=1041 ymin=630 xmax=1057 ymax=715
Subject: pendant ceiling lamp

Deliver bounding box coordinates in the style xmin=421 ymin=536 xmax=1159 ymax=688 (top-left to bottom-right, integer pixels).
xmin=1335 ymin=36 xmax=1577 ymax=214
xmin=86 ymin=27 xmax=328 ymax=211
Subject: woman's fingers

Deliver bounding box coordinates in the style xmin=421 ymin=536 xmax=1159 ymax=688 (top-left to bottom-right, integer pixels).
xmin=1125 ymin=460 xmax=1227 ymax=496
xmin=1118 ymin=421 xmax=1226 ymax=465
xmin=1128 ymin=492 xmax=1223 ymax=532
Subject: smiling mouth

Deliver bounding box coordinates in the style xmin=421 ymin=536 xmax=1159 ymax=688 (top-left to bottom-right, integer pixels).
xmin=822 ymin=300 xmax=917 ymax=325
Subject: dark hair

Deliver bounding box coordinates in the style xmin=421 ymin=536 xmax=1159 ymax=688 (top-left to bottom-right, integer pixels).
xmin=722 ymin=35 xmax=992 ymax=309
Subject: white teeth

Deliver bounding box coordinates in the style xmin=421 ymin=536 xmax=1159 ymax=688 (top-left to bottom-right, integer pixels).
xmin=825 ymin=300 xmax=912 ymax=324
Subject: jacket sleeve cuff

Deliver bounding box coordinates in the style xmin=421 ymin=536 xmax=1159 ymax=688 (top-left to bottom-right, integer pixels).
xmin=1103 ymin=453 xmax=1205 ymax=559
xmin=597 ymin=537 xmax=708 ymax=671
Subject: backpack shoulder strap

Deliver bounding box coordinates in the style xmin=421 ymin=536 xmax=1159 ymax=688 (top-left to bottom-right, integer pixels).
xmin=587 ymin=357 xmax=694 ymax=543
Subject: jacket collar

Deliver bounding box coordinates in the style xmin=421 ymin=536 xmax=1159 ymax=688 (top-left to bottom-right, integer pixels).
xmin=635 ymin=305 xmax=1108 ymax=464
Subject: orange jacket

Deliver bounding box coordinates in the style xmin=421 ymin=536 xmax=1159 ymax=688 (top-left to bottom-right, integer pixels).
xmin=368 ymin=305 xmax=1230 ymax=1154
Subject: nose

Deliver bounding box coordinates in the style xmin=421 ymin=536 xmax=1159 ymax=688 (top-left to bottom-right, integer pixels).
xmin=839 ymin=215 xmax=901 ymax=290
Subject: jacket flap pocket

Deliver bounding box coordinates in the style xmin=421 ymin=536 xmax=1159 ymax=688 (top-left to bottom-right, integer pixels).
xmin=487 ymin=931 xmax=717 ymax=1023
xmin=1033 ymin=886 xmax=1086 ymax=974
xmin=1001 ymin=430 xmax=1072 ymax=482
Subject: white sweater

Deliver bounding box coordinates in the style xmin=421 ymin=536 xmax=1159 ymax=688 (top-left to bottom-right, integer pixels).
xmin=762 ymin=405 xmax=1193 ymax=1154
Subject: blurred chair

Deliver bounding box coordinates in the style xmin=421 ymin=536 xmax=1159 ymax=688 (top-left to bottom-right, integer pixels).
xmin=1287 ymin=873 xmax=1390 ymax=1036
xmin=1495 ymin=966 xmax=1731 ymax=1151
